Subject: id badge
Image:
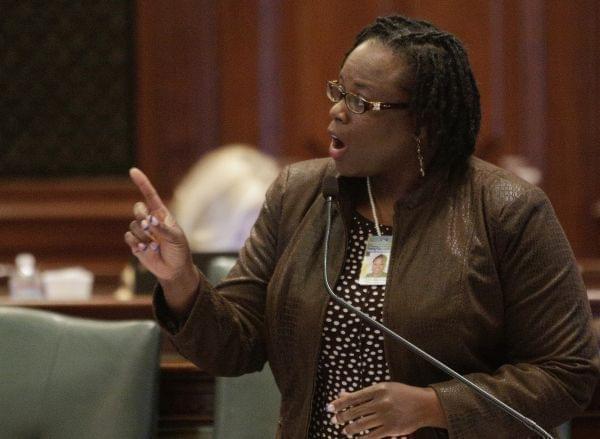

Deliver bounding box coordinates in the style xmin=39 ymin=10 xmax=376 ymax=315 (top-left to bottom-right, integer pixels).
xmin=357 ymin=235 xmax=392 ymax=285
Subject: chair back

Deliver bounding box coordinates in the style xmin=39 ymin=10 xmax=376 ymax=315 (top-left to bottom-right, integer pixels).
xmin=213 ymin=364 xmax=280 ymax=439
xmin=0 ymin=307 xmax=160 ymax=439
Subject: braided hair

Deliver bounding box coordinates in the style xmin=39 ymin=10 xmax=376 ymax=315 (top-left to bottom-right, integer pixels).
xmin=346 ymin=16 xmax=481 ymax=175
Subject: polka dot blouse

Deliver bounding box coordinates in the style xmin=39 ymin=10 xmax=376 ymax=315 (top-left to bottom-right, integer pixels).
xmin=308 ymin=213 xmax=393 ymax=438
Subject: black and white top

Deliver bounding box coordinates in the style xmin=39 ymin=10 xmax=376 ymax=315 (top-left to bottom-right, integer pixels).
xmin=309 ymin=213 xmax=393 ymax=438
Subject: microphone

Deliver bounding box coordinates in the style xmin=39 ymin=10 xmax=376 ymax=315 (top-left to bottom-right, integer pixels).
xmin=321 ymin=176 xmax=553 ymax=439
xmin=322 ymin=175 xmax=340 ymax=201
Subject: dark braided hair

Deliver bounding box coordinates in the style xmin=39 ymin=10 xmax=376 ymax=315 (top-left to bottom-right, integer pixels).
xmin=346 ymin=16 xmax=481 ymax=175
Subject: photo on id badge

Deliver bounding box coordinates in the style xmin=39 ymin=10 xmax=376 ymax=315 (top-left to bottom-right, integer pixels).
xmin=358 ymin=235 xmax=392 ymax=286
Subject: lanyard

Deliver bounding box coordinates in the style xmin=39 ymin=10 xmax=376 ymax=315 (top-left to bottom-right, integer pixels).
xmin=366 ymin=176 xmax=382 ymax=236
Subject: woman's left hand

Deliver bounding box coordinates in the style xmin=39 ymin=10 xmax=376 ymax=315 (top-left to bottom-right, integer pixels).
xmin=328 ymin=382 xmax=447 ymax=438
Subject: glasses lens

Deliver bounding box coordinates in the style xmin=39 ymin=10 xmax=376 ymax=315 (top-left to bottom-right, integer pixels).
xmin=327 ymin=81 xmax=342 ymax=102
xmin=346 ymin=93 xmax=365 ymax=113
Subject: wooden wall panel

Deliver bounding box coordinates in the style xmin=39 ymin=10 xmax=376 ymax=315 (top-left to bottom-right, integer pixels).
xmin=545 ymin=0 xmax=600 ymax=257
xmin=135 ymin=0 xmax=220 ymax=196
xmin=216 ymin=0 xmax=260 ymax=146
xmin=2 ymin=0 xmax=599 ymax=292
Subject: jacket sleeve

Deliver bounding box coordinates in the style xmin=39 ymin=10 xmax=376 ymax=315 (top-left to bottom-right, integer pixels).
xmin=153 ymin=165 xmax=290 ymax=376
xmin=430 ymin=187 xmax=600 ymax=438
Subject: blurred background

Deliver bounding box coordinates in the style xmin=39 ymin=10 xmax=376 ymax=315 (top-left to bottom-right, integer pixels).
xmin=1 ymin=0 xmax=599 ymax=293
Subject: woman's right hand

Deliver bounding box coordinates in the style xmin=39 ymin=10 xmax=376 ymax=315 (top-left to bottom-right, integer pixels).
xmin=125 ymin=168 xmax=200 ymax=314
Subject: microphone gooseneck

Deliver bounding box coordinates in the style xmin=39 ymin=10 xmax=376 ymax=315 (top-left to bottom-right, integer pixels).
xmin=322 ymin=191 xmax=553 ymax=439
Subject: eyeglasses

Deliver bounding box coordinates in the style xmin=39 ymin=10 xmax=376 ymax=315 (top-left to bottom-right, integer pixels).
xmin=326 ymin=80 xmax=409 ymax=114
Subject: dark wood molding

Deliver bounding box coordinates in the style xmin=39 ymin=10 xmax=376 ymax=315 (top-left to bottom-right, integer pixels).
xmin=0 ymin=178 xmax=138 ymax=290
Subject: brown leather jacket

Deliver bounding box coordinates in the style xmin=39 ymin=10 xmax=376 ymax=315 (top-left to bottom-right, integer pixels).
xmin=156 ymin=157 xmax=599 ymax=438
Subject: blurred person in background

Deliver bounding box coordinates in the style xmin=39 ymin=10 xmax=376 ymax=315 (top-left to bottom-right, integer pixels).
xmin=170 ymin=143 xmax=281 ymax=252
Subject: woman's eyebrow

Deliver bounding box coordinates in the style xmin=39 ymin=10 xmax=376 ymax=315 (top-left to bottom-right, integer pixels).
xmin=338 ymin=74 xmax=370 ymax=91
xmin=353 ymin=81 xmax=371 ymax=91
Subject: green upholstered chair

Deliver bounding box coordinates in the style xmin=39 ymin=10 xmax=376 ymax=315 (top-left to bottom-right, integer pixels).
xmin=213 ymin=364 xmax=280 ymax=439
xmin=0 ymin=307 xmax=160 ymax=439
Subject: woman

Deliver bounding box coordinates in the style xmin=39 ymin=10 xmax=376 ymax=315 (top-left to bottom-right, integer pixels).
xmin=366 ymin=254 xmax=387 ymax=279
xmin=125 ymin=15 xmax=598 ymax=438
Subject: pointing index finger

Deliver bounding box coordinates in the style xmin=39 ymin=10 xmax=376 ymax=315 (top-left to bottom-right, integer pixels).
xmin=129 ymin=167 xmax=167 ymax=212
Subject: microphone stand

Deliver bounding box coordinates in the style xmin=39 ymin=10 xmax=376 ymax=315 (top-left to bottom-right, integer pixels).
xmin=323 ymin=195 xmax=554 ymax=439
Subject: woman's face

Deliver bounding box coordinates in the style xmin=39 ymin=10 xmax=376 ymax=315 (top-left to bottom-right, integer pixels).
xmin=372 ymin=256 xmax=385 ymax=275
xmin=328 ymin=39 xmax=417 ymax=180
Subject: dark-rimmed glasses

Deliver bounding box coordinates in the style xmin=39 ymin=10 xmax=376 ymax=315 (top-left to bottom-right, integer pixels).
xmin=326 ymin=80 xmax=409 ymax=114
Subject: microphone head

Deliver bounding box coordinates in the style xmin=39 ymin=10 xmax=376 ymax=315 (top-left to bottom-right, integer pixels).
xmin=322 ymin=176 xmax=339 ymax=200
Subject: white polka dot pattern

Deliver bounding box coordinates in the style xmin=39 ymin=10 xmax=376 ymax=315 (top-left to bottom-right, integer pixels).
xmin=308 ymin=213 xmax=393 ymax=438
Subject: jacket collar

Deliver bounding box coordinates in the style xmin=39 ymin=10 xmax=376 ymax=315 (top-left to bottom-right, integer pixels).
xmin=327 ymin=161 xmax=452 ymax=219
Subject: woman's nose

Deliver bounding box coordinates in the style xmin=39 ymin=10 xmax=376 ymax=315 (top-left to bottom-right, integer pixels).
xmin=328 ymin=99 xmax=349 ymax=123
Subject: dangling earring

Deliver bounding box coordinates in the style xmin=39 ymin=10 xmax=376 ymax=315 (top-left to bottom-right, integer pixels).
xmin=415 ymin=136 xmax=425 ymax=177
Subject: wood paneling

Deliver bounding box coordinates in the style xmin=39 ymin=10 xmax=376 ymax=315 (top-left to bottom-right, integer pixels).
xmin=215 ymin=0 xmax=260 ymax=147
xmin=0 ymin=178 xmax=138 ymax=289
xmin=135 ymin=0 xmax=220 ymax=196
xmin=545 ymin=0 xmax=600 ymax=257
xmin=1 ymin=0 xmax=599 ymax=301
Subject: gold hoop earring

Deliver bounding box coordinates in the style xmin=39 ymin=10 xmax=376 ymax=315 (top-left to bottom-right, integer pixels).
xmin=415 ymin=136 xmax=425 ymax=177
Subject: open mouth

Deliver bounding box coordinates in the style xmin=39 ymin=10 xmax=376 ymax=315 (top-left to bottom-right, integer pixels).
xmin=329 ymin=134 xmax=347 ymax=160
xmin=331 ymin=134 xmax=346 ymax=149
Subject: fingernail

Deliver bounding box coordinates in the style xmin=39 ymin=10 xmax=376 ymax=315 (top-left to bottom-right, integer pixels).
xmin=150 ymin=241 xmax=159 ymax=251
xmin=330 ymin=415 xmax=338 ymax=425
xmin=137 ymin=242 xmax=147 ymax=251
xmin=150 ymin=215 xmax=159 ymax=226
xmin=141 ymin=219 xmax=149 ymax=230
xmin=326 ymin=403 xmax=335 ymax=413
